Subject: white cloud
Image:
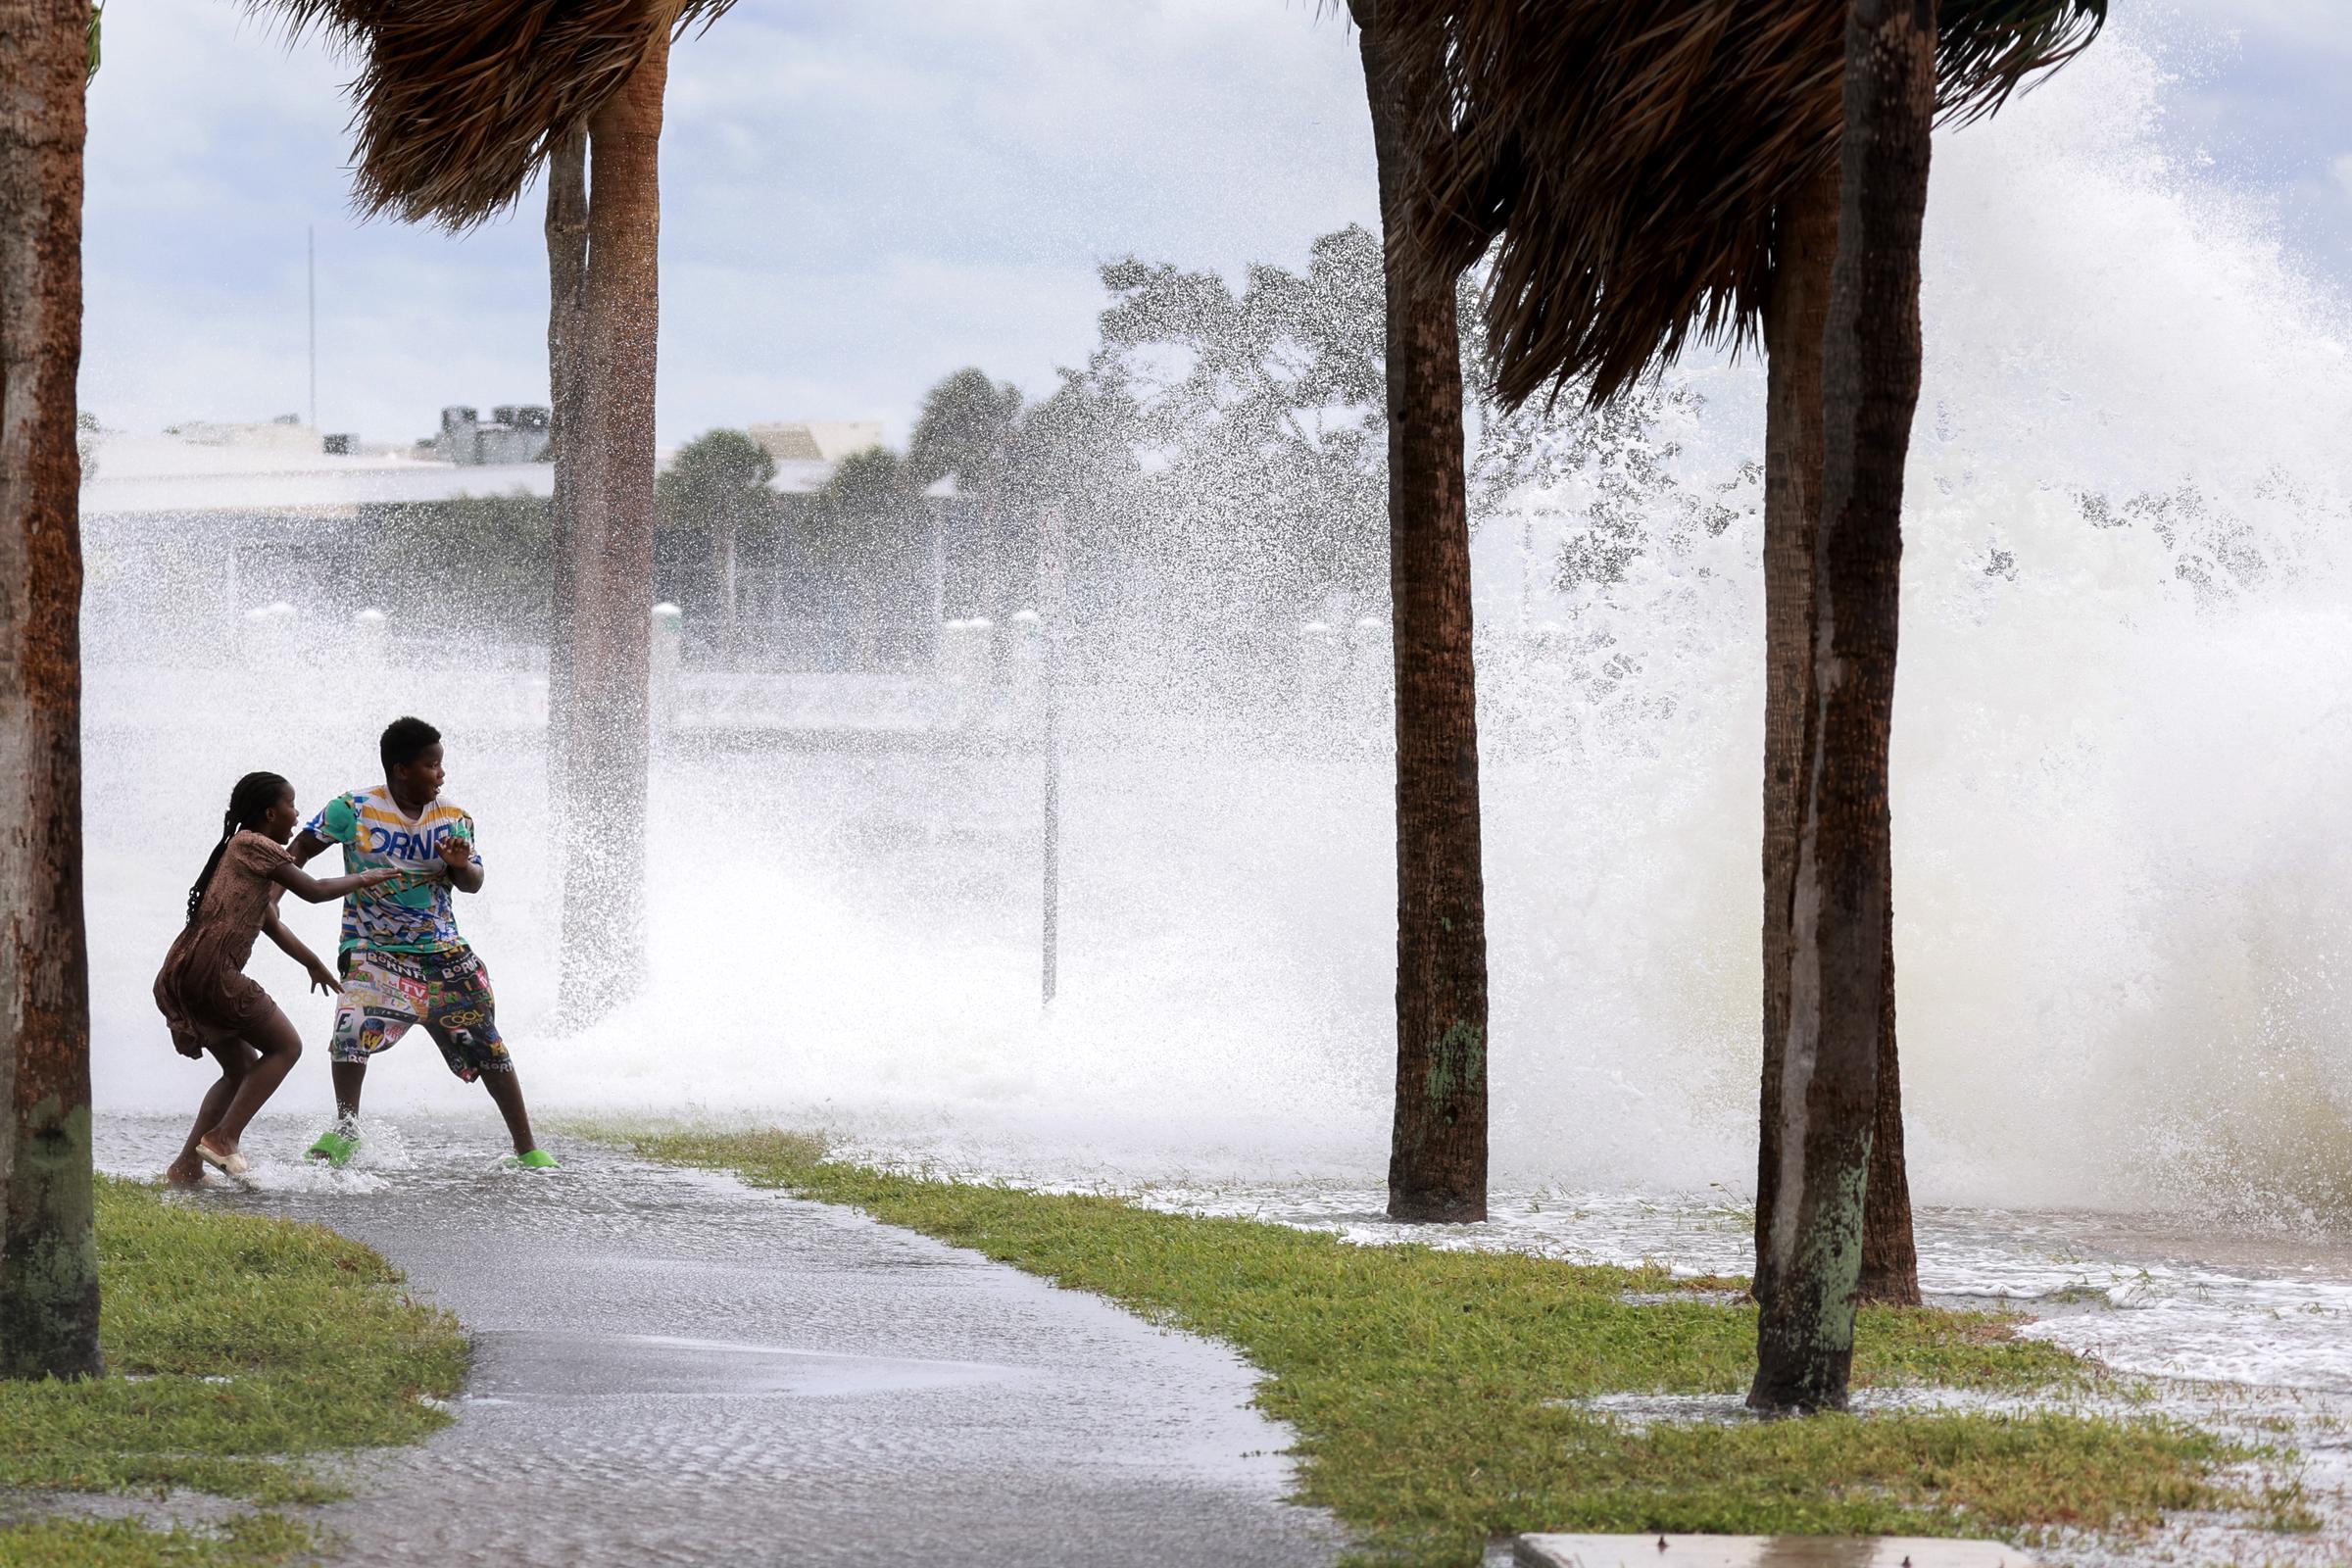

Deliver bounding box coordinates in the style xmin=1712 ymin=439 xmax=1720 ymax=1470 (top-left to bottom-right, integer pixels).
xmin=79 ymin=1 xmax=2352 ymax=450
xmin=2162 ymin=0 xmax=2352 ymax=55
xmin=81 ymin=0 xmax=1377 ymax=448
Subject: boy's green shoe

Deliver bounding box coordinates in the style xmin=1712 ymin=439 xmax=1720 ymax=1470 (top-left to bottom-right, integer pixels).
xmin=306 ymin=1127 xmax=360 ymax=1167
xmin=505 ymin=1149 xmax=560 ymax=1170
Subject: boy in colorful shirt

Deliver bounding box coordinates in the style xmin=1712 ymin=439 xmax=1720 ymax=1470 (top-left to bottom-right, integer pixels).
xmin=293 ymin=715 xmax=554 ymax=1168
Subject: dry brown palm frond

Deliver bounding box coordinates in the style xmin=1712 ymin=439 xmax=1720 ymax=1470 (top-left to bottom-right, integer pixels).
xmin=1390 ymin=0 xmax=2105 ymax=409
xmin=248 ymin=0 xmax=737 ymax=229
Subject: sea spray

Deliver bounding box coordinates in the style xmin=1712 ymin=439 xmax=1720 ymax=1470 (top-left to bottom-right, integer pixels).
xmin=80 ymin=28 xmax=2352 ymax=1226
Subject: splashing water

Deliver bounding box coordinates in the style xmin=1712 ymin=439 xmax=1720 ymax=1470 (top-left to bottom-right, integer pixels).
xmin=85 ymin=32 xmax=2352 ymax=1248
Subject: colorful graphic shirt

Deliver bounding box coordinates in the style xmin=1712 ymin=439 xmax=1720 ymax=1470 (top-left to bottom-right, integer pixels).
xmin=302 ymin=787 xmax=481 ymax=956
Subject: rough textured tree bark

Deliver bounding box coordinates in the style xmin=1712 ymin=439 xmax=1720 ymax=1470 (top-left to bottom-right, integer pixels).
xmin=1353 ymin=0 xmax=1490 ymax=1224
xmin=1751 ymin=0 xmax=1934 ymax=1413
xmin=1859 ymin=912 xmax=1919 ymax=1303
xmin=0 ymin=0 xmax=102 ymax=1381
xmin=1754 ymin=165 xmax=1922 ymax=1311
xmin=1755 ymin=164 xmax=1835 ymax=1314
xmin=544 ymin=124 xmax=588 ymax=813
xmin=554 ymin=24 xmax=668 ymax=1025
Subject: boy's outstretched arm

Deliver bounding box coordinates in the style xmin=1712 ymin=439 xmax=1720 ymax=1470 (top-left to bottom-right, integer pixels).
xmin=289 ymin=829 xmax=331 ymax=867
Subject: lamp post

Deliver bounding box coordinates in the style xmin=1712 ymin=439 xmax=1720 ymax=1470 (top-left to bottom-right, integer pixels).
xmin=1039 ymin=506 xmax=1066 ymax=1005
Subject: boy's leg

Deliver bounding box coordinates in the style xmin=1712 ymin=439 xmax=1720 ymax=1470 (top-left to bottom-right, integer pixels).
xmin=478 ymin=1067 xmax=539 ymax=1158
xmin=331 ymin=1059 xmax=368 ymax=1121
xmin=422 ymin=952 xmax=545 ymax=1161
xmin=311 ymin=956 xmax=415 ymax=1163
xmin=306 ymin=1060 xmax=370 ymax=1164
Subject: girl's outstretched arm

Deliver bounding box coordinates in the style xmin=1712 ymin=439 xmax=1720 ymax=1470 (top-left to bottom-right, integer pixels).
xmin=262 ymin=887 xmax=342 ymax=996
xmin=270 ymin=861 xmax=400 ymax=905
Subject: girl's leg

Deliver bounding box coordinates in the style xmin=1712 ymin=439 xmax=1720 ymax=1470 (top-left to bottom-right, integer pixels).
xmin=170 ymin=1043 xmax=254 ymax=1185
xmin=197 ymin=1004 xmax=303 ymax=1158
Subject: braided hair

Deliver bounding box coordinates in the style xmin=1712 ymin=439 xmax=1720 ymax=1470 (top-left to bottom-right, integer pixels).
xmin=185 ymin=772 xmax=291 ymax=923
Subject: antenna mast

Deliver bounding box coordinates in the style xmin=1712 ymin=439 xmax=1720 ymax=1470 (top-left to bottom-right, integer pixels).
xmin=306 ymin=226 xmax=318 ymax=429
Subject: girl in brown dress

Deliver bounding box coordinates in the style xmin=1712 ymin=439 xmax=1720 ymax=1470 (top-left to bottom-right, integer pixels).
xmin=156 ymin=771 xmax=398 ymax=1182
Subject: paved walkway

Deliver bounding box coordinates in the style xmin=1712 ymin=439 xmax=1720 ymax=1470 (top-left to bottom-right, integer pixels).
xmin=102 ymin=1115 xmax=1344 ymax=1568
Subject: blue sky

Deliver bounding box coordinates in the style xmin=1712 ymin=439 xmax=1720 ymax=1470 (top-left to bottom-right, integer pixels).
xmin=77 ymin=0 xmax=2352 ymax=451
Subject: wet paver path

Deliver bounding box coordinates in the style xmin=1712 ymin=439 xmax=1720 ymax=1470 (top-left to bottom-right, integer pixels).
xmin=101 ymin=1116 xmax=1344 ymax=1568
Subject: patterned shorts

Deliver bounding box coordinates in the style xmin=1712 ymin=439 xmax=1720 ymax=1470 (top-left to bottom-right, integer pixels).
xmin=331 ymin=949 xmax=512 ymax=1081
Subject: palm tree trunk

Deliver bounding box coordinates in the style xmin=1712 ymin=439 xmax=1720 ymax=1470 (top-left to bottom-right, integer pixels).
xmin=1354 ymin=0 xmax=1490 ymax=1223
xmin=0 ymin=0 xmax=102 ymax=1381
xmin=544 ymin=124 xmax=588 ymax=805
xmin=554 ymin=21 xmax=669 ymax=1024
xmin=1750 ymin=0 xmax=1935 ymax=1414
xmin=1754 ymin=165 xmax=1921 ymax=1311
xmin=1861 ymin=912 xmax=1919 ymax=1303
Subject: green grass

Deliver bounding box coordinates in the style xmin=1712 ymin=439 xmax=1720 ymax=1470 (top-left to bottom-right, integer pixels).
xmin=625 ymin=1128 xmax=2268 ymax=1568
xmin=0 ymin=1515 xmax=315 ymax=1568
xmin=0 ymin=1176 xmax=468 ymax=1565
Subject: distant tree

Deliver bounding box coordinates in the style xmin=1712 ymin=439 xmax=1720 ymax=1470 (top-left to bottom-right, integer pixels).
xmin=908 ymin=368 xmax=1021 ymax=494
xmin=660 ymin=428 xmax=774 ymax=520
xmin=1003 ymin=374 xmax=1141 ymax=520
xmin=1085 ymin=226 xmax=1389 ymax=621
xmin=989 ymin=371 xmax=1148 ymax=634
xmin=907 ymin=369 xmax=1022 ymax=617
xmin=658 ymin=428 xmax=774 ymax=654
xmin=1473 ymin=383 xmax=1748 ymax=596
xmin=803 ymin=448 xmax=927 ymax=667
xmin=361 ymin=492 xmax=553 ymax=638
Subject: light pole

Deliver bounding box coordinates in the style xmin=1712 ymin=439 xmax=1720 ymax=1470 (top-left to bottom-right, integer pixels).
xmin=1039 ymin=505 xmax=1066 ymax=1005
xmin=306 ymin=225 xmax=317 ymax=429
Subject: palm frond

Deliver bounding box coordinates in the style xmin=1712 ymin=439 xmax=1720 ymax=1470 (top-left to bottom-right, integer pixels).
xmin=247 ymin=0 xmax=738 ymax=229
xmin=1939 ymin=0 xmax=2107 ymax=125
xmin=1390 ymin=0 xmax=2106 ymax=409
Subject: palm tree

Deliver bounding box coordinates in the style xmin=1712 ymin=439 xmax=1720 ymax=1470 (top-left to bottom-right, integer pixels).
xmin=0 ymin=0 xmax=103 ymax=1381
xmin=1753 ymin=4 xmax=2102 ymax=1319
xmin=1759 ymin=164 xmax=1926 ymax=1310
xmin=804 ymin=447 xmax=926 ymax=666
xmin=1391 ymin=0 xmax=2101 ymax=1399
xmin=1348 ymin=0 xmax=1493 ymax=1223
xmin=255 ymin=0 xmax=736 ymax=1024
xmin=1750 ymin=0 xmax=1940 ymax=1413
xmin=906 ymin=368 xmax=1022 ymax=618
xmin=544 ymin=123 xmax=587 ymax=828
xmin=658 ymin=428 xmax=778 ymax=656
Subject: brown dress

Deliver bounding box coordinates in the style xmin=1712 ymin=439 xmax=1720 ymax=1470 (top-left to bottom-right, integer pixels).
xmin=154 ymin=831 xmax=291 ymax=1052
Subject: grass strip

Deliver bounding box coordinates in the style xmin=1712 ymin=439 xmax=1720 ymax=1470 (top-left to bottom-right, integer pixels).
xmin=0 ymin=1513 xmax=315 ymax=1568
xmin=627 ymin=1128 xmax=2263 ymax=1568
xmin=0 ymin=1176 xmax=468 ymax=1565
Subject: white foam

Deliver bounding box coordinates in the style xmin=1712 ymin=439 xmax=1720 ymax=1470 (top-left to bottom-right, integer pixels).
xmin=82 ymin=26 xmax=2352 ymax=1230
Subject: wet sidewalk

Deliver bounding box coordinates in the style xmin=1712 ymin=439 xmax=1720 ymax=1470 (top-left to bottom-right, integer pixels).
xmin=99 ymin=1115 xmax=1344 ymax=1568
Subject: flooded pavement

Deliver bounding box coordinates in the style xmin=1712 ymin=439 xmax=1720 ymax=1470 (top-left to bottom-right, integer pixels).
xmin=93 ymin=1107 xmax=2352 ymax=1566
xmin=96 ymin=1114 xmax=1345 ymax=1568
